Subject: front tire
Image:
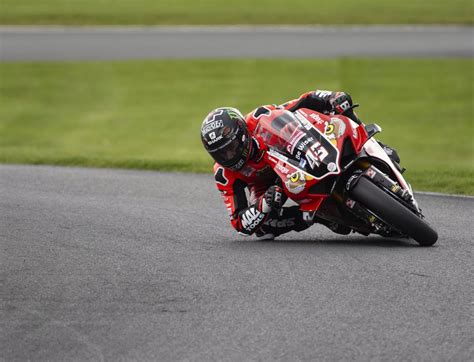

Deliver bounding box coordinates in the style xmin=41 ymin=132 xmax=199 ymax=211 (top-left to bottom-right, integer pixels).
xmin=350 ymin=177 xmax=438 ymax=246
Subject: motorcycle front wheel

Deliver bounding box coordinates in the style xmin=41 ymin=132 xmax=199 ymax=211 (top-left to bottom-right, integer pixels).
xmin=350 ymin=177 xmax=438 ymax=246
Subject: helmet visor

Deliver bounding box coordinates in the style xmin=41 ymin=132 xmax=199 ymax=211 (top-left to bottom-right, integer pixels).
xmin=210 ymin=136 xmax=245 ymax=168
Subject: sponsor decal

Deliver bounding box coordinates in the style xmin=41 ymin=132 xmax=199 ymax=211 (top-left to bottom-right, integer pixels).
xmin=233 ymin=158 xmax=245 ymax=170
xmin=309 ymin=113 xmax=325 ymax=124
xmin=204 ymin=109 xmax=224 ymax=124
xmin=297 ymin=109 xmax=308 ymax=117
xmin=286 ymin=171 xmax=310 ymax=194
xmin=299 ymin=158 xmax=307 ymax=168
xmin=330 ymin=118 xmax=346 ymax=135
xmin=352 ymin=126 xmax=358 ymax=139
xmin=391 ymin=184 xmax=400 ymax=193
xmin=297 ymin=137 xmax=314 ymax=152
xmin=302 ymin=212 xmax=313 ymax=223
xmin=286 ymin=129 xmax=306 ymax=155
xmin=346 ymin=199 xmax=356 ymax=208
xmin=276 ymin=163 xmax=290 ymax=175
xmin=267 ymin=156 xmax=278 ymax=164
xmin=207 ymin=134 xmax=223 ymax=145
xmin=337 ymin=100 xmax=352 ymax=112
xmin=295 ymin=111 xmax=313 ymax=130
xmin=325 ymin=124 xmax=335 ymax=136
xmin=226 ymin=206 xmax=233 ymax=218
xmin=315 ymin=90 xmax=333 ymax=98
xmin=346 ymin=174 xmax=359 ymax=190
xmin=264 ymin=217 xmax=296 ymax=228
xmin=202 ymin=120 xmax=223 ymax=135
xmin=365 ymin=168 xmax=376 ymax=179
xmin=241 ymin=208 xmax=265 ymax=230
xmin=228 ymin=110 xmax=242 ymax=120
xmin=368 ymin=215 xmax=376 ymax=223
xmin=324 ymin=118 xmax=346 ymax=146
xmin=268 ymin=148 xmax=288 ymax=162
xmin=288 ymin=112 xmax=340 ymax=175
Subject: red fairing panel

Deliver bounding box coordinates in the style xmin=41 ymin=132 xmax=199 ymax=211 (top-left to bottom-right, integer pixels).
xmin=254 ymin=109 xmax=368 ymax=212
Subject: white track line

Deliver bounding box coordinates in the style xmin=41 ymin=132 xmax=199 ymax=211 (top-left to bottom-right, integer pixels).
xmin=415 ymin=191 xmax=474 ymax=199
xmin=0 ymin=25 xmax=472 ymax=34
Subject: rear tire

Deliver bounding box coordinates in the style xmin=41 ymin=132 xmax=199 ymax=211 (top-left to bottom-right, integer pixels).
xmin=350 ymin=177 xmax=438 ymax=246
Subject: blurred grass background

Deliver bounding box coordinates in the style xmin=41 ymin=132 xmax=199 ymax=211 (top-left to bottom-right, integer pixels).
xmin=0 ymin=1 xmax=473 ymax=194
xmin=0 ymin=59 xmax=472 ymax=194
xmin=1 ymin=0 xmax=472 ymax=25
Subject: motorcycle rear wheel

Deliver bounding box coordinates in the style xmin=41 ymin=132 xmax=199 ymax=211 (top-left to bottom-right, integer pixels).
xmin=350 ymin=177 xmax=438 ymax=246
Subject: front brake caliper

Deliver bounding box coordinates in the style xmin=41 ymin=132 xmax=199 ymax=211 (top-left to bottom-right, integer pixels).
xmin=344 ymin=197 xmax=384 ymax=230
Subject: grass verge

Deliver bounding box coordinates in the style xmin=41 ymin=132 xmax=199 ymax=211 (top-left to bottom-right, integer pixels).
xmin=0 ymin=59 xmax=472 ymax=194
xmin=1 ymin=0 xmax=473 ymax=25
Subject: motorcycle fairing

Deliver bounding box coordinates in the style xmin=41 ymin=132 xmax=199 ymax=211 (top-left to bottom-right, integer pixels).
xmin=362 ymin=138 xmax=411 ymax=192
xmin=256 ymin=110 xmax=341 ymax=180
xmin=255 ymin=108 xmax=371 ymax=212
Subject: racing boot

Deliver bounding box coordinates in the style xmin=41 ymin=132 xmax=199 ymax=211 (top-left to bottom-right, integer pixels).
xmin=309 ymin=213 xmax=352 ymax=235
xmin=319 ymin=220 xmax=352 ymax=235
xmin=324 ymin=221 xmax=352 ymax=235
xmin=255 ymin=230 xmax=275 ymax=241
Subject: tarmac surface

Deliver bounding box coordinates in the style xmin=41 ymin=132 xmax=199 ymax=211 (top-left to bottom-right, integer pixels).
xmin=1 ymin=164 xmax=473 ymax=360
xmin=1 ymin=26 xmax=473 ymax=61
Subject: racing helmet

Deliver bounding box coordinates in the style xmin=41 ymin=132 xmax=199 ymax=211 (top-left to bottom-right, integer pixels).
xmin=201 ymin=107 xmax=252 ymax=170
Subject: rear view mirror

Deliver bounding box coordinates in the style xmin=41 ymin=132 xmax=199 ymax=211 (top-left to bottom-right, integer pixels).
xmin=365 ymin=123 xmax=382 ymax=138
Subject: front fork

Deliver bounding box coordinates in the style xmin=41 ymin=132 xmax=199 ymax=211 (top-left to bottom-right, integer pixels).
xmin=343 ymin=164 xmax=422 ymax=231
xmin=347 ymin=165 xmax=414 ymax=206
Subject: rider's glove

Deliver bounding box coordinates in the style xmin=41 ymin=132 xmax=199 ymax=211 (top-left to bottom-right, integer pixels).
xmin=330 ymin=92 xmax=361 ymax=124
xmin=330 ymin=92 xmax=354 ymax=114
xmin=259 ymin=185 xmax=285 ymax=214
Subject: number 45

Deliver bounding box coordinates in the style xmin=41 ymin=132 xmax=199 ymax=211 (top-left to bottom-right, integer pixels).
xmin=305 ymin=142 xmax=328 ymax=169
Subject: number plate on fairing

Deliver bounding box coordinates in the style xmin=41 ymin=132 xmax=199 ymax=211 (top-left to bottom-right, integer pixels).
xmin=290 ymin=111 xmax=340 ymax=179
xmin=256 ymin=109 xmax=341 ymax=181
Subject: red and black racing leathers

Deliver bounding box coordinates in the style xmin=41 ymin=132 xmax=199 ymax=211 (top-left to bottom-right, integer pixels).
xmin=214 ymin=90 xmax=358 ymax=237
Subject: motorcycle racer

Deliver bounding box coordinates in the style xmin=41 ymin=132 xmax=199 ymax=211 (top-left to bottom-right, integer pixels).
xmin=200 ymin=90 xmax=398 ymax=240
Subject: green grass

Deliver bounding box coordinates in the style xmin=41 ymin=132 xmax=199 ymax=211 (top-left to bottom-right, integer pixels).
xmin=1 ymin=0 xmax=472 ymax=25
xmin=0 ymin=59 xmax=473 ymax=194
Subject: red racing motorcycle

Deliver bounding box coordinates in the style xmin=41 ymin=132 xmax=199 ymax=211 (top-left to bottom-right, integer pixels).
xmin=254 ymin=108 xmax=438 ymax=246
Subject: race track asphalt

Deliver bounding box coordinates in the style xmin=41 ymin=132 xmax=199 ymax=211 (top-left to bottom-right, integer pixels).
xmin=1 ymin=26 xmax=473 ymax=61
xmin=1 ymin=164 xmax=472 ymax=360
